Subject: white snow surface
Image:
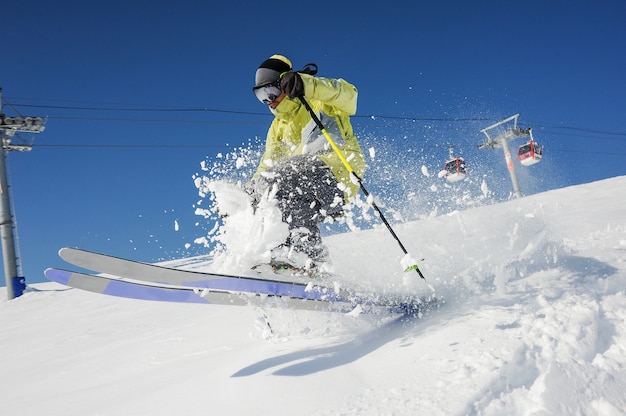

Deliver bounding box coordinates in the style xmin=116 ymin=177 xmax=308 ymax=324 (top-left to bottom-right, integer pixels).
xmin=2 ymin=176 xmax=626 ymax=415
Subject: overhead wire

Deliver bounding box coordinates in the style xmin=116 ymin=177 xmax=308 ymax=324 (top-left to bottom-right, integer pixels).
xmin=7 ymin=95 xmax=626 ymax=134
xmin=4 ymin=96 xmax=626 ymax=155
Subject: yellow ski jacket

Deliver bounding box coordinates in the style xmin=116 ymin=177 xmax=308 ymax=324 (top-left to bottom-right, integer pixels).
xmin=253 ymin=74 xmax=366 ymax=199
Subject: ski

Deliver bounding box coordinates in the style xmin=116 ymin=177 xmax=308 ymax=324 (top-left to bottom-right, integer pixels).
xmin=57 ymin=247 xmax=350 ymax=297
xmin=44 ymin=268 xmax=418 ymax=314
xmin=50 ymin=247 xmax=434 ymax=315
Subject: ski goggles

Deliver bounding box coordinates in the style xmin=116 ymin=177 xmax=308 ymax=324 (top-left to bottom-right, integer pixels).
xmin=253 ymin=83 xmax=282 ymax=104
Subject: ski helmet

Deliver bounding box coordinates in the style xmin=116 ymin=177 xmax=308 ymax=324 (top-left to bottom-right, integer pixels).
xmin=255 ymin=55 xmax=292 ymax=87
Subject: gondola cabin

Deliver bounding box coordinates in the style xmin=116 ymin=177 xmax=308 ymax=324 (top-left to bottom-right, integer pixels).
xmin=518 ymin=139 xmax=542 ymax=166
xmin=444 ymin=156 xmax=467 ymax=182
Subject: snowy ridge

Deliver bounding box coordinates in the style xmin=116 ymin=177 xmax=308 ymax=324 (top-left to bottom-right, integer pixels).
xmin=2 ymin=176 xmax=626 ymax=415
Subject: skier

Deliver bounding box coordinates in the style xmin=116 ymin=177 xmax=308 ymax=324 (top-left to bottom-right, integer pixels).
xmin=249 ymin=54 xmax=366 ymax=271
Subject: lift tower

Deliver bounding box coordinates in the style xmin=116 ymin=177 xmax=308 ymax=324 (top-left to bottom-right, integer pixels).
xmin=0 ymin=88 xmax=46 ymax=299
xmin=479 ymin=114 xmax=531 ymax=198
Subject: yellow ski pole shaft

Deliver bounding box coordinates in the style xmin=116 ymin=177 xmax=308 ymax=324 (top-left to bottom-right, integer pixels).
xmin=298 ymin=96 xmax=425 ymax=280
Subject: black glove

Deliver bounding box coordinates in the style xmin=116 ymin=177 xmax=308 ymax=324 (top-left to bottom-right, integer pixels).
xmin=280 ymin=72 xmax=304 ymax=98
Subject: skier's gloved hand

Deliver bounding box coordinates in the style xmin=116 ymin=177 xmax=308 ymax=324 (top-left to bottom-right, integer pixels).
xmin=244 ymin=180 xmax=260 ymax=210
xmin=280 ymin=72 xmax=304 ymax=98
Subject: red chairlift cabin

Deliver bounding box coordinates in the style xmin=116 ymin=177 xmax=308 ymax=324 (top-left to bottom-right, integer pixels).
xmin=517 ymin=130 xmax=542 ymax=166
xmin=443 ymin=147 xmax=467 ymax=182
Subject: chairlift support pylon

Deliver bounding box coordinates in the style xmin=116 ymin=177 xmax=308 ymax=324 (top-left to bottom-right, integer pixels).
xmin=479 ymin=113 xmax=531 ymax=198
xmin=0 ymin=87 xmax=47 ymax=300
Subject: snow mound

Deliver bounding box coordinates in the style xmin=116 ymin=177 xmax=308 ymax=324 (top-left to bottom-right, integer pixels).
xmin=2 ymin=176 xmax=626 ymax=415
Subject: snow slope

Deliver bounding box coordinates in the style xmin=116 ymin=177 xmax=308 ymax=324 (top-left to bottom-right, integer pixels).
xmin=2 ymin=176 xmax=626 ymax=416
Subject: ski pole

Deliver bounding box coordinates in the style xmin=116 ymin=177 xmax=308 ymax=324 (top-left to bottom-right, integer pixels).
xmin=298 ymin=96 xmax=425 ymax=280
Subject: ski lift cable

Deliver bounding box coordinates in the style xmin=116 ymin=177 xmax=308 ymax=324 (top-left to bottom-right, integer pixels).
xmin=7 ymin=96 xmax=625 ymax=137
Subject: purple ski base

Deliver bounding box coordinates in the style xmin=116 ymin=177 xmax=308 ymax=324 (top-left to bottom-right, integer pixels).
xmin=44 ymin=268 xmax=347 ymax=307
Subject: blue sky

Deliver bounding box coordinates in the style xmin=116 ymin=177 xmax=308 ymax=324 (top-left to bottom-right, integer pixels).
xmin=3 ymin=0 xmax=625 ymax=285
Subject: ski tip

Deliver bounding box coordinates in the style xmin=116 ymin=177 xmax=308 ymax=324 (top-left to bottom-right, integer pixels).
xmin=58 ymin=247 xmax=77 ymax=258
